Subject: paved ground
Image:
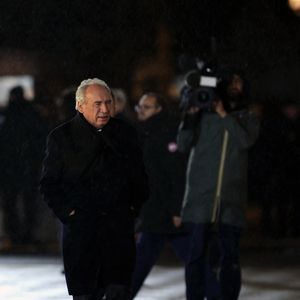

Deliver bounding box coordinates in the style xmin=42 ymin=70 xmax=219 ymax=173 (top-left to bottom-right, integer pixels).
xmin=0 ymin=248 xmax=299 ymax=300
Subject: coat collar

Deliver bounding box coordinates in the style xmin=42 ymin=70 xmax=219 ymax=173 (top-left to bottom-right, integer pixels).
xmin=72 ymin=113 xmax=122 ymax=156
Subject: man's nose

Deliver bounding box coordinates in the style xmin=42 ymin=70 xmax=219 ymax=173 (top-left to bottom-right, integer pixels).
xmin=101 ymin=103 xmax=109 ymax=113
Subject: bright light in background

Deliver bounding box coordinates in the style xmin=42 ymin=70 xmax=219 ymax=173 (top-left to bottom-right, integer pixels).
xmin=288 ymin=0 xmax=300 ymax=15
xmin=0 ymin=75 xmax=34 ymax=107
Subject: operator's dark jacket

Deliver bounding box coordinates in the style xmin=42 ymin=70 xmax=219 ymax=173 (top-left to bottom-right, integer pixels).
xmin=40 ymin=113 xmax=148 ymax=295
xmin=178 ymin=110 xmax=259 ymax=227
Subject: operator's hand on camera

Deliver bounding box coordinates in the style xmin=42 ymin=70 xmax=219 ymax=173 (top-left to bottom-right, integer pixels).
xmin=134 ymin=232 xmax=142 ymax=242
xmin=181 ymin=106 xmax=201 ymax=129
xmin=214 ymin=99 xmax=227 ymax=118
xmin=187 ymin=106 xmax=201 ymax=114
xmin=172 ymin=216 xmax=182 ymax=228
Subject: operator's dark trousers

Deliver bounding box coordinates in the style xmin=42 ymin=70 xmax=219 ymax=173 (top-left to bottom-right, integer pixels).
xmin=131 ymin=232 xmax=190 ymax=298
xmin=186 ymin=223 xmax=241 ymax=300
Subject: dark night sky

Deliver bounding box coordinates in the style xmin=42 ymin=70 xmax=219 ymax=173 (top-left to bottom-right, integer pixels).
xmin=1 ymin=0 xmax=300 ymax=100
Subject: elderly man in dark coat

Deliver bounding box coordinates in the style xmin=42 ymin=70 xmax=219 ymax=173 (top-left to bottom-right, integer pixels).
xmin=40 ymin=78 xmax=148 ymax=300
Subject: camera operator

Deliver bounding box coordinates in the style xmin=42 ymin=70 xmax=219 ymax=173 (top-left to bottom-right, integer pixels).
xmin=177 ymin=72 xmax=259 ymax=300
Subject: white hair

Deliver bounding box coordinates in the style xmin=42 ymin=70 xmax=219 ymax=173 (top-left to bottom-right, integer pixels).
xmin=75 ymin=78 xmax=111 ymax=110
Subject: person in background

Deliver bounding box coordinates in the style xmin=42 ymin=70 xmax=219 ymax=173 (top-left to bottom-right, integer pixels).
xmin=111 ymin=88 xmax=135 ymax=123
xmin=279 ymin=101 xmax=300 ymax=237
xmin=251 ymin=100 xmax=300 ymax=238
xmin=131 ymin=92 xmax=189 ymax=299
xmin=265 ymin=101 xmax=300 ymax=237
xmin=111 ymin=88 xmax=127 ymax=118
xmin=0 ymin=86 xmax=47 ymax=250
xmin=56 ymin=86 xmax=77 ymax=123
xmin=40 ymin=78 xmax=148 ymax=300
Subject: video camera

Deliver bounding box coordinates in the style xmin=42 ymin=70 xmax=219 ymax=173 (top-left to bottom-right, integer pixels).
xmin=180 ymin=60 xmax=222 ymax=112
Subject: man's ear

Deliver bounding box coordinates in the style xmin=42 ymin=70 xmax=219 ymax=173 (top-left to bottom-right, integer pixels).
xmin=77 ymin=102 xmax=84 ymax=113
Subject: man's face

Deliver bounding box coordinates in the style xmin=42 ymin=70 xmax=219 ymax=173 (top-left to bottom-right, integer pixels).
xmin=136 ymin=95 xmax=161 ymax=121
xmin=77 ymin=84 xmax=113 ymax=129
xmin=227 ymin=74 xmax=244 ymax=97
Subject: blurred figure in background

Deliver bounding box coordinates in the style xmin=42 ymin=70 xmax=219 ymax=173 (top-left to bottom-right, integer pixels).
xmin=279 ymin=101 xmax=300 ymax=237
xmin=247 ymin=100 xmax=282 ymax=237
xmin=56 ymin=86 xmax=77 ymax=124
xmin=266 ymin=101 xmax=300 ymax=237
xmin=111 ymin=88 xmax=135 ymax=123
xmin=0 ymin=86 xmax=47 ymax=250
xmin=251 ymin=100 xmax=300 ymax=238
xmin=33 ymin=95 xmax=59 ymax=132
xmin=111 ymin=88 xmax=127 ymax=118
xmin=131 ymin=92 xmax=189 ymax=299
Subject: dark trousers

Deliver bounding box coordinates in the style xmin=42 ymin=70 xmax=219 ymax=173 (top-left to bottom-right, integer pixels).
xmin=131 ymin=232 xmax=190 ymax=298
xmin=186 ymin=223 xmax=241 ymax=300
xmin=1 ymin=183 xmax=38 ymax=244
xmin=63 ymin=214 xmax=135 ymax=297
xmin=72 ymin=284 xmax=130 ymax=300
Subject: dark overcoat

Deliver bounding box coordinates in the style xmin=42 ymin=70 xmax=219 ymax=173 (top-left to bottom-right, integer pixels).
xmin=40 ymin=113 xmax=148 ymax=295
xmin=137 ymin=112 xmax=188 ymax=234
